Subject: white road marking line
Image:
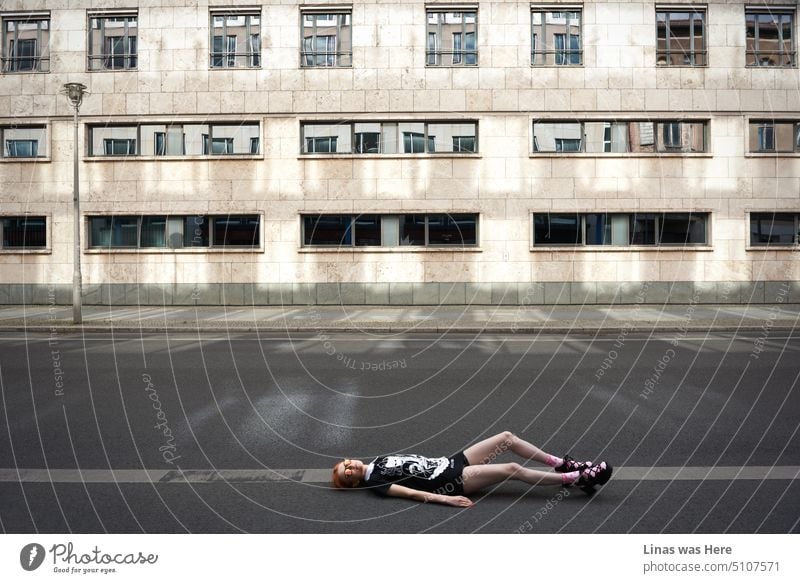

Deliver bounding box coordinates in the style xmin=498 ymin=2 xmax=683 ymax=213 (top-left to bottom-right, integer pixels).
xmin=0 ymin=467 xmax=797 ymax=484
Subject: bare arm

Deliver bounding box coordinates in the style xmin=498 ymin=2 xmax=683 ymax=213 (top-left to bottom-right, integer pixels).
xmin=385 ymin=484 xmax=473 ymax=507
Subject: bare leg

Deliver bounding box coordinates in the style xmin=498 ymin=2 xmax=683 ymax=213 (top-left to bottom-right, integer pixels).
xmin=462 ymin=431 xmax=552 ymax=466
xmin=461 ymin=463 xmax=564 ymax=494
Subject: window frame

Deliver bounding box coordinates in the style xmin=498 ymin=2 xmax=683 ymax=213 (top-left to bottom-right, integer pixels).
xmin=1 ymin=13 xmax=50 ymax=73
xmin=655 ymin=7 xmax=707 ymax=67
xmin=87 ymin=122 xmax=262 ymax=158
xmin=299 ymin=120 xmax=479 ymax=156
xmin=748 ymin=120 xmax=800 ymax=153
xmin=426 ymin=8 xmax=479 ymax=67
xmin=87 ymin=11 xmax=138 ymax=71
xmin=531 ymin=212 xmax=711 ymax=249
xmin=86 ymin=214 xmax=263 ymax=251
xmin=209 ymin=9 xmax=261 ymax=69
xmin=745 ymin=7 xmax=796 ymax=68
xmin=748 ymin=212 xmax=800 ymax=247
xmin=531 ymin=119 xmax=709 ymax=155
xmin=300 ymin=8 xmax=353 ymax=68
xmin=531 ymin=6 xmax=583 ymax=67
xmin=0 ymin=124 xmax=48 ymax=160
xmin=0 ymin=215 xmax=48 ymax=251
xmin=301 ymin=213 xmax=480 ymax=249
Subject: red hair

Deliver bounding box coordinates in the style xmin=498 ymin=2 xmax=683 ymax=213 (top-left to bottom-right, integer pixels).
xmin=331 ymin=461 xmax=357 ymax=489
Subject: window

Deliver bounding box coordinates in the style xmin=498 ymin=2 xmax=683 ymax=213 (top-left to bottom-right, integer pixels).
xmin=301 ymin=121 xmax=477 ymax=154
xmin=1 ymin=216 xmax=46 ymax=249
xmin=301 ymin=10 xmax=351 ymax=67
xmin=103 ymin=138 xmax=136 ymax=156
xmin=306 ymin=136 xmax=339 ymax=153
xmin=88 ymin=215 xmax=260 ymax=249
xmin=1 ymin=126 xmax=47 ymax=158
xmin=355 ymin=132 xmax=381 ymax=154
xmin=533 ymin=120 xmax=707 ymax=153
xmin=656 ymin=9 xmax=706 ymax=66
xmin=750 ymin=213 xmax=799 ymax=246
xmin=89 ymin=123 xmax=260 ymax=157
xmin=749 ymin=121 xmax=799 ymax=152
xmin=88 ymin=13 xmax=137 ymax=70
xmin=533 ymin=212 xmax=709 ymax=246
xmin=425 ymin=214 xmax=477 ymax=245
xmin=746 ymin=8 xmax=795 ymax=66
xmin=303 ymin=214 xmax=479 ymax=247
xmin=210 ymin=11 xmax=260 ymax=68
xmin=533 ymin=213 xmax=581 ymax=245
xmin=531 ymin=8 xmax=582 ymax=65
xmin=2 ymin=14 xmax=49 ymax=72
xmin=427 ymin=9 xmax=478 ymax=66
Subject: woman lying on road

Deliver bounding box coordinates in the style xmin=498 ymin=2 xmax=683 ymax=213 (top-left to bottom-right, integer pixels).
xmin=331 ymin=431 xmax=612 ymax=507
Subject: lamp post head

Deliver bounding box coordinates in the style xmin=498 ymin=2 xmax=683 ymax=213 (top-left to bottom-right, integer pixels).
xmin=62 ymin=82 xmax=88 ymax=108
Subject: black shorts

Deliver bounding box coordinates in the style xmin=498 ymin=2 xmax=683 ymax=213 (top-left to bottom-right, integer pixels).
xmin=439 ymin=451 xmax=470 ymax=496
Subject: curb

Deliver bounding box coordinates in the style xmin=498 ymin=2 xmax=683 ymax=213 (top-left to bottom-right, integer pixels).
xmin=0 ymin=324 xmax=797 ymax=335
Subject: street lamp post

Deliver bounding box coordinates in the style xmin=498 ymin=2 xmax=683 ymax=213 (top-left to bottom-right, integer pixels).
xmin=61 ymin=83 xmax=87 ymax=324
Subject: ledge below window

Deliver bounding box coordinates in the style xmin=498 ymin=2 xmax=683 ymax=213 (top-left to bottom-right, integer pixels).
xmin=84 ymin=248 xmax=263 ymax=254
xmin=745 ymin=153 xmax=800 ymax=158
xmin=83 ymin=155 xmax=264 ymax=162
xmin=530 ymin=246 xmax=714 ymax=252
xmin=0 ymin=249 xmax=50 ymax=254
xmin=528 ymin=153 xmax=712 ymax=159
xmin=0 ymin=157 xmax=51 ymax=163
xmin=298 ymin=153 xmax=481 ymax=160
xmin=745 ymin=245 xmax=800 ymax=252
xmin=299 ymin=247 xmax=482 ymax=253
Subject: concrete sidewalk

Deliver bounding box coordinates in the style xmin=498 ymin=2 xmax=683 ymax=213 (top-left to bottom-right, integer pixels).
xmin=1 ymin=303 xmax=799 ymax=333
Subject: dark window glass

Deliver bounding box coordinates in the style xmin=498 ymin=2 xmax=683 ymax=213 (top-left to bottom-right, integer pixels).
xmin=305 ymin=136 xmax=339 ymax=153
xmin=354 ymin=215 xmax=381 ymax=246
xmin=750 ymin=213 xmax=797 ymax=245
xmin=89 ymin=216 xmax=138 ymax=248
xmin=427 ymin=214 xmax=477 ymax=245
xmin=184 ymin=216 xmax=209 ymax=247
xmin=304 ymin=215 xmax=351 ymax=246
xmin=400 ymin=215 xmax=426 ymax=245
xmin=585 ymin=213 xmax=611 ymax=245
xmin=658 ymin=213 xmax=707 ymax=245
xmin=213 ymin=215 xmax=260 ymax=247
xmin=630 ymin=214 xmax=657 ymax=245
xmin=5 ymin=139 xmax=38 ymax=157
xmin=355 ymin=132 xmax=381 ymax=153
xmin=140 ymin=216 xmax=167 ymax=248
xmin=533 ymin=214 xmax=580 ymax=245
xmin=103 ymin=138 xmax=136 ymax=155
xmin=452 ymin=136 xmax=475 ymax=152
xmin=403 ymin=132 xmax=427 ymax=153
xmin=2 ymin=217 xmax=46 ymax=248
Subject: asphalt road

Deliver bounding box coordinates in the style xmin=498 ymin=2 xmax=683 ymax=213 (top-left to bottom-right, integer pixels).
xmin=0 ymin=329 xmax=798 ymax=533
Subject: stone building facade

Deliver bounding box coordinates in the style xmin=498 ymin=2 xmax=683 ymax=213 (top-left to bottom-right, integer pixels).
xmin=0 ymin=0 xmax=798 ymax=305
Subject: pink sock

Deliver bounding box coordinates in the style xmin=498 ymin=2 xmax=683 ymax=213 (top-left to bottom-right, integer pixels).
xmin=545 ymin=454 xmax=563 ymax=468
xmin=561 ymin=471 xmax=580 ymax=485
